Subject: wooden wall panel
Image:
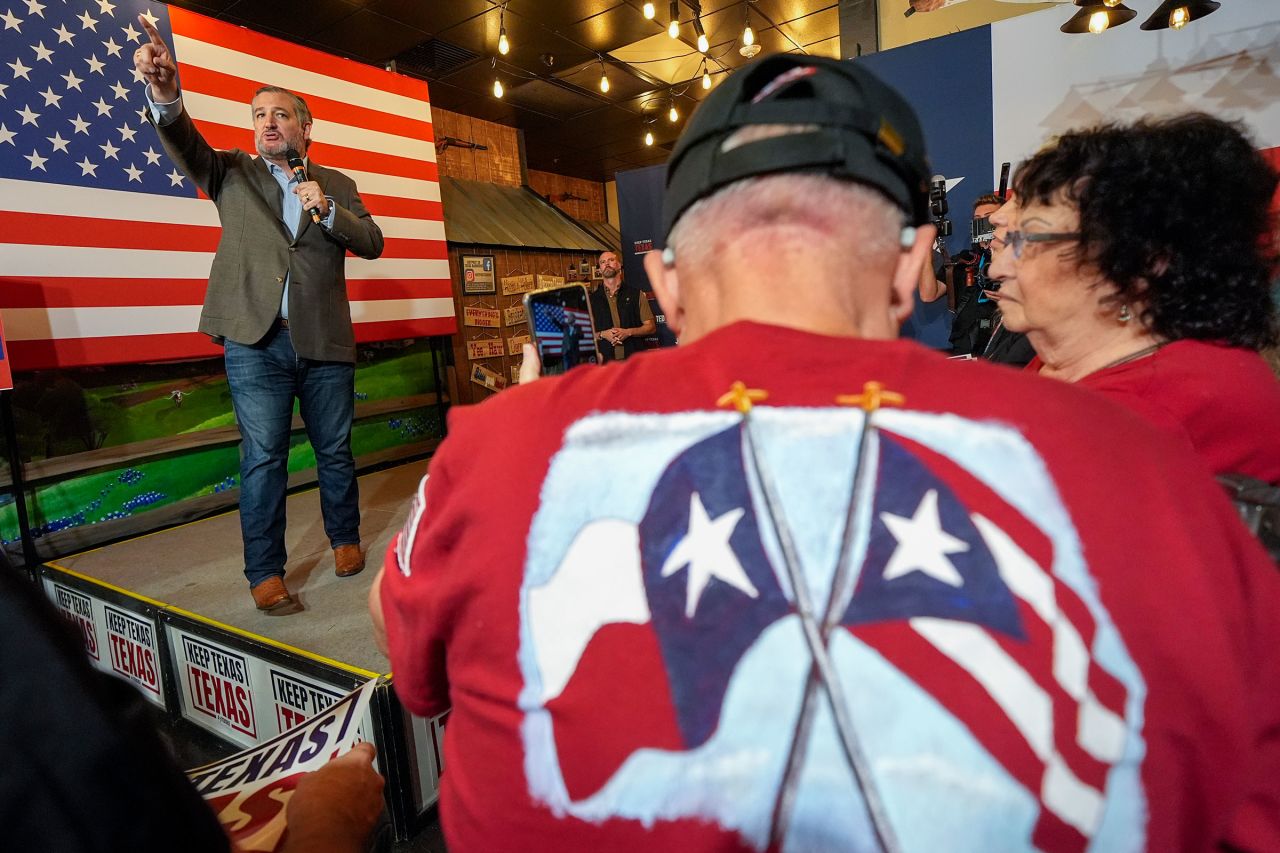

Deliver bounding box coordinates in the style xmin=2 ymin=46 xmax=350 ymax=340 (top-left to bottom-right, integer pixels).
xmin=527 ymin=169 xmax=607 ymax=222
xmin=433 ymin=107 xmax=523 ymax=187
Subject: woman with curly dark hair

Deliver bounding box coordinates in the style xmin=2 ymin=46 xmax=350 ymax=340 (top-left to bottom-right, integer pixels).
xmin=987 ymin=112 xmax=1280 ymax=482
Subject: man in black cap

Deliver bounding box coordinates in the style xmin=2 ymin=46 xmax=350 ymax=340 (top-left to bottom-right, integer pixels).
xmin=372 ymin=55 xmax=1280 ymax=853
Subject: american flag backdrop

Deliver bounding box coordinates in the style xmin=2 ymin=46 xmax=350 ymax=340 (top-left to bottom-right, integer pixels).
xmin=531 ymin=301 xmax=593 ymax=358
xmin=0 ymin=0 xmax=454 ymax=370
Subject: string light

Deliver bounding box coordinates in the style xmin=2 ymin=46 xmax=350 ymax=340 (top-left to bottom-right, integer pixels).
xmin=599 ymin=60 xmax=610 ymax=93
xmin=643 ymin=1 xmax=655 ymax=19
xmin=493 ymin=78 xmax=504 ymax=98
xmin=742 ymin=23 xmax=755 ymax=47
xmin=669 ymin=103 xmax=679 ymax=122
xmin=693 ymin=15 xmax=708 ymax=52
xmin=1088 ymin=10 xmax=1110 ymax=32
xmin=668 ymin=1 xmax=679 ymax=37
xmin=702 ymin=63 xmax=711 ymax=89
xmin=497 ymin=6 xmax=509 ymax=55
xmin=645 ymin=130 xmax=654 ymax=146
xmin=1169 ymin=5 xmax=1190 ymax=28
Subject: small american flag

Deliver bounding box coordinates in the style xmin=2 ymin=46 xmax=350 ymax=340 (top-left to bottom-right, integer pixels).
xmin=531 ymin=301 xmax=593 ymax=358
xmin=0 ymin=0 xmax=454 ymax=369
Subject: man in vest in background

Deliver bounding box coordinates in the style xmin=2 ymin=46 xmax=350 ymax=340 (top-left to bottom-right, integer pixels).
xmin=590 ymin=250 xmax=656 ymax=361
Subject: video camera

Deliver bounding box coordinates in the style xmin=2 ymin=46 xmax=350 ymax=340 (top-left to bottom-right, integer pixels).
xmin=929 ymin=175 xmax=952 ymax=238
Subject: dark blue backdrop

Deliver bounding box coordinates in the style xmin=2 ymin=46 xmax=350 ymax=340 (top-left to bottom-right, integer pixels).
xmin=616 ymin=163 xmax=677 ymax=346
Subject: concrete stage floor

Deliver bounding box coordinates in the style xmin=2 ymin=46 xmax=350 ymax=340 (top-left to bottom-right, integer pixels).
xmin=49 ymin=461 xmax=430 ymax=675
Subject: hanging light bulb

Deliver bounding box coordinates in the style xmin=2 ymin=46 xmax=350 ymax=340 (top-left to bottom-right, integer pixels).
xmin=668 ymin=1 xmax=680 ymax=37
xmin=599 ymin=65 xmax=610 ymax=93
xmin=1063 ymin=2 xmax=1136 ymax=34
xmin=493 ymin=78 xmax=504 ymax=98
xmin=697 ymin=32 xmax=709 ymax=52
xmin=1169 ymin=5 xmax=1190 ymax=28
xmin=669 ymin=104 xmax=678 ymax=122
xmin=644 ymin=130 xmax=654 ymax=146
xmin=498 ymin=27 xmax=509 ymax=55
xmin=702 ymin=67 xmax=711 ymax=89
xmin=1087 ymin=10 xmax=1109 ymax=32
xmin=643 ymin=1 xmax=655 ymax=19
xmin=743 ymin=23 xmax=755 ymax=47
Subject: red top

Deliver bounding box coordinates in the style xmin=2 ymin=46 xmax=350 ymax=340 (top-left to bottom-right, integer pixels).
xmin=1027 ymin=340 xmax=1280 ymax=483
xmin=383 ymin=322 xmax=1280 ymax=853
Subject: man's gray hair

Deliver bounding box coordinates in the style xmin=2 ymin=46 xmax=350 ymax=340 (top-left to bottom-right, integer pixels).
xmin=252 ymin=86 xmax=312 ymax=127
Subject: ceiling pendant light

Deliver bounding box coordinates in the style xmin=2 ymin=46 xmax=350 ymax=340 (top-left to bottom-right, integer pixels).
xmin=645 ymin=130 xmax=654 ymax=146
xmin=702 ymin=61 xmax=711 ymax=90
xmin=743 ymin=23 xmax=755 ymax=47
xmin=1060 ymin=1 xmax=1136 ymax=34
xmin=668 ymin=1 xmax=680 ymax=38
xmin=1140 ymin=0 xmax=1219 ymax=30
xmin=497 ymin=6 xmax=509 ymax=55
xmin=693 ymin=16 xmax=709 ymax=52
xmin=599 ymin=61 xmax=610 ymax=93
xmin=669 ymin=103 xmax=678 ymax=122
xmin=493 ymin=78 xmax=504 ymax=98
xmin=643 ymin=1 xmax=656 ymax=19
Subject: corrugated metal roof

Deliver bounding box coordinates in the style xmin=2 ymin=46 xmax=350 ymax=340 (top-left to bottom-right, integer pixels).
xmin=576 ymin=219 xmax=621 ymax=255
xmin=440 ymin=177 xmax=610 ymax=252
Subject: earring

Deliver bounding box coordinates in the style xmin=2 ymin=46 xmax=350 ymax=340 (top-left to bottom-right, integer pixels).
xmin=1118 ymin=304 xmax=1131 ymax=323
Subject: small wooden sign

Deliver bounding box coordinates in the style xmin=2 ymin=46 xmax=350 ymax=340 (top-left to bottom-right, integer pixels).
xmin=470 ymin=363 xmax=508 ymax=392
xmin=507 ymin=333 xmax=531 ymax=356
xmin=510 ymin=364 xmax=521 ymax=385
xmin=463 ymin=306 xmax=501 ymax=328
xmin=503 ymin=303 xmax=526 ymax=326
xmin=501 ymin=274 xmax=536 ymax=296
xmin=466 ymin=338 xmax=506 ymax=360
xmin=536 ymin=274 xmax=566 ymax=289
xmin=462 ymin=255 xmax=496 ymax=294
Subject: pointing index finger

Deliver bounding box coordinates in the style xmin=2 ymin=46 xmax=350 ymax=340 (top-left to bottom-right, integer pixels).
xmin=140 ymin=14 xmax=166 ymax=48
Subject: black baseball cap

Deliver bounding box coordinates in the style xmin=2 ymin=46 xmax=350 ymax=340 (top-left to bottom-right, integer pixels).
xmin=661 ymin=54 xmax=932 ymax=239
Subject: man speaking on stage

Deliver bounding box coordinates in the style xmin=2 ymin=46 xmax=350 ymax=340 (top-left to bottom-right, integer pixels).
xmin=133 ymin=14 xmax=383 ymax=614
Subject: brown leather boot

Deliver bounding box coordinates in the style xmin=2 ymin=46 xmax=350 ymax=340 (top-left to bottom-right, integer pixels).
xmin=334 ymin=543 xmax=366 ymax=577
xmin=251 ymin=576 xmax=299 ymax=614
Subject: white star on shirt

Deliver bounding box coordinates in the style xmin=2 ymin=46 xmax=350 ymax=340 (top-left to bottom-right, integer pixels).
xmin=38 ymin=85 xmax=61 ymax=107
xmin=99 ymin=138 xmax=118 ymax=159
xmin=77 ymin=11 xmax=97 ymax=31
xmin=101 ymin=36 xmax=121 ymax=58
xmin=31 ymin=40 xmax=53 ymax=63
xmin=123 ymin=162 xmax=142 ymax=182
xmin=166 ymin=167 xmax=184 ymax=186
xmin=8 ymin=58 xmax=32 ymax=80
xmin=121 ymin=22 xmax=141 ymax=42
xmin=46 ymin=130 xmax=68 ymax=152
xmin=23 ymin=0 xmax=44 ymax=18
xmin=69 ymin=113 xmax=90 ymax=134
xmin=661 ymin=491 xmax=759 ymax=619
xmin=85 ymin=54 xmax=104 ymax=74
xmin=53 ymin=22 xmax=75 ymax=44
xmin=0 ymin=123 xmax=15 ymax=145
xmin=141 ymin=145 xmax=160 ymax=165
xmin=140 ymin=9 xmax=158 ymax=26
xmin=0 ymin=10 xmax=21 ymax=32
xmin=117 ymin=121 xmax=136 ymax=141
xmin=25 ymin=148 xmax=47 ymax=170
xmin=97 ymin=0 xmax=116 ymax=16
xmin=61 ymin=69 xmax=83 ymax=90
xmin=16 ymin=103 xmax=39 ymax=125
xmin=77 ymin=155 xmax=97 ymax=176
xmin=91 ymin=95 xmax=112 ymax=116
xmin=109 ymin=79 xmax=129 ymax=100
xmin=879 ymin=490 xmax=971 ymax=588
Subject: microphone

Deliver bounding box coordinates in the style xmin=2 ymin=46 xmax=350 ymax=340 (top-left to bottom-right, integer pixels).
xmin=285 ymin=148 xmax=321 ymax=224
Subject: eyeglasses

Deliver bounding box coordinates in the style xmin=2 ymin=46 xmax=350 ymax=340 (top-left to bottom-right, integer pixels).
xmin=1004 ymin=230 xmax=1081 ymax=260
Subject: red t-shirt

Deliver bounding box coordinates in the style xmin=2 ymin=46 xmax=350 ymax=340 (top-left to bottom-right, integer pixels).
xmin=1027 ymin=340 xmax=1280 ymax=483
xmin=382 ymin=322 xmax=1280 ymax=853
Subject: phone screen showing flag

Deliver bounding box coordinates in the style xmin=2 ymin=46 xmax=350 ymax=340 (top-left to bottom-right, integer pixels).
xmin=525 ymin=286 xmax=600 ymax=376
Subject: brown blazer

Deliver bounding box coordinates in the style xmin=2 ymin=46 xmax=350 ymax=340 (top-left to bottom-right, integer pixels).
xmin=150 ymin=108 xmax=383 ymax=363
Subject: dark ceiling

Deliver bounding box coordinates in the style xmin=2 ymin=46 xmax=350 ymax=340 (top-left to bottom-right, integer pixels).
xmin=167 ymin=0 xmax=843 ymax=182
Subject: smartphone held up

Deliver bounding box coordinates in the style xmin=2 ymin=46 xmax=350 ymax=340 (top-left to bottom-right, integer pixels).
xmin=523 ymin=284 xmax=602 ymax=377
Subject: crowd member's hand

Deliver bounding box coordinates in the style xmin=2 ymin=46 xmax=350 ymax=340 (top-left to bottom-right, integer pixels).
xmin=293 ymin=180 xmax=331 ymax=218
xmin=280 ymin=742 xmax=383 ymax=853
xmin=134 ymin=15 xmax=179 ymax=103
xmin=519 ymin=343 xmax=542 ymax=384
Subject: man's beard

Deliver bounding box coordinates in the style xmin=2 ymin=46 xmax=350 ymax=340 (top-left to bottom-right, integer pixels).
xmin=257 ymin=136 xmax=295 ymax=159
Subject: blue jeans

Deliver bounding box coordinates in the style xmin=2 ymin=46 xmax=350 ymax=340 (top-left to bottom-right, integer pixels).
xmin=224 ymin=327 xmax=359 ymax=587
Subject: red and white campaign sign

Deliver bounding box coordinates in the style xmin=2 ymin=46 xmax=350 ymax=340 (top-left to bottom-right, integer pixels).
xmin=181 ymin=633 xmax=257 ymax=740
xmin=187 ymin=679 xmax=376 ymax=853
xmin=51 ymin=582 xmax=100 ymax=662
xmin=270 ymin=668 xmax=343 ymax=734
xmin=104 ymin=603 xmax=162 ymax=699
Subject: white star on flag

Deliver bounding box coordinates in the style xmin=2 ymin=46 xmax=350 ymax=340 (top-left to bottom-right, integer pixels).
xmin=91 ymin=95 xmax=112 ymax=116
xmin=129 ymin=65 xmax=144 ymax=84
xmin=879 ymin=489 xmax=970 ymax=588
xmin=77 ymin=156 xmax=97 ymax=176
xmin=661 ymin=491 xmax=759 ymax=619
xmin=62 ymin=69 xmax=83 ymax=90
xmin=77 ymin=11 xmax=97 ymax=31
xmin=99 ymin=138 xmax=118 ymax=158
xmin=69 ymin=113 xmax=90 ymax=134
xmin=97 ymin=0 xmax=117 ymax=16
xmin=46 ymin=131 xmax=69 ymax=152
xmin=9 ymin=58 xmax=33 ymax=80
xmin=25 ymin=148 xmax=47 ymax=170
xmin=0 ymin=10 xmax=21 ymax=31
xmin=140 ymin=9 xmax=158 ymax=26
xmin=0 ymin=82 xmax=7 ymax=98
xmin=23 ymin=0 xmax=45 ymax=18
xmin=101 ymin=36 xmax=122 ymax=58
xmin=54 ymin=22 xmax=75 ymax=44
xmin=0 ymin=123 xmax=15 ymax=145
xmin=121 ymin=22 xmax=141 ymax=42
xmin=118 ymin=122 xmax=136 ymax=141
xmin=167 ymin=167 xmax=184 ymax=186
xmin=16 ymin=103 xmax=40 ymax=125
xmin=109 ymin=80 xmax=129 ymax=100
xmin=142 ymin=145 xmax=161 ymax=165
xmin=31 ymin=40 xmax=53 ymax=63
xmin=123 ymin=162 xmax=142 ymax=182
xmin=85 ymin=54 xmax=104 ymax=75
xmin=38 ymin=85 xmax=61 ymax=107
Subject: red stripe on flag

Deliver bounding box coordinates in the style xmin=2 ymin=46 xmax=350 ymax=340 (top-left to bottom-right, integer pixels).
xmin=378 ymin=238 xmax=448 ymax=261
xmin=191 ymin=120 xmax=439 ymax=184
xmin=178 ymin=64 xmax=434 ymax=143
xmin=354 ymin=317 xmax=458 ymax=341
xmin=9 ymin=332 xmax=224 ymax=370
xmin=1 ymin=213 xmax=220 ymax=253
xmin=0 ymin=277 xmax=453 ymax=309
xmin=346 ymin=279 xmax=454 ymax=301
xmin=169 ymin=7 xmax=431 ymax=101
xmin=361 ymin=195 xmax=443 ymax=220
